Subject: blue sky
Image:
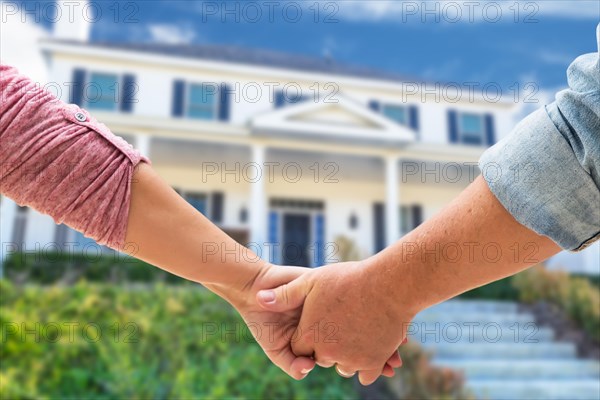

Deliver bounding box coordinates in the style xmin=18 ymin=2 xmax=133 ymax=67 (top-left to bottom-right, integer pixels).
xmin=21 ymin=0 xmax=600 ymax=92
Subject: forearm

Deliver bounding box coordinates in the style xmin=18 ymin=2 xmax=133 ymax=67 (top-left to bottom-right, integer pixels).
xmin=125 ymin=162 xmax=266 ymax=306
xmin=368 ymin=175 xmax=561 ymax=315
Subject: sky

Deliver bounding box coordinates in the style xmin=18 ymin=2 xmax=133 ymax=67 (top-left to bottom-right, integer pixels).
xmin=7 ymin=0 xmax=600 ymax=95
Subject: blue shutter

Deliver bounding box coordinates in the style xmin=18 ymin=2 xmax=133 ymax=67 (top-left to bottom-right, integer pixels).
xmin=408 ymin=105 xmax=419 ymax=132
xmin=218 ymin=83 xmax=231 ymax=121
xmin=411 ymin=205 xmax=423 ymax=228
xmin=448 ymin=110 xmax=459 ymax=143
xmin=368 ymin=100 xmax=380 ymax=112
xmin=373 ymin=203 xmax=385 ymax=253
xmin=172 ymin=80 xmax=185 ymax=117
xmin=315 ymin=214 xmax=325 ymax=266
xmin=211 ymin=192 xmax=224 ymax=223
xmin=268 ymin=212 xmax=280 ymax=264
xmin=485 ymin=113 xmax=496 ymax=145
xmin=120 ymin=74 xmax=136 ymax=113
xmin=274 ymin=90 xmax=285 ymax=108
xmin=70 ymin=68 xmax=86 ymax=105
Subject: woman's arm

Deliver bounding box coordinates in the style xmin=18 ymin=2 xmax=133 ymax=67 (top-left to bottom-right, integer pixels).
xmin=0 ymin=65 xmax=314 ymax=379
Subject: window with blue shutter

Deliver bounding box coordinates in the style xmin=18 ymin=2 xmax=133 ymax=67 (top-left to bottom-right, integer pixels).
xmin=172 ymin=80 xmax=186 ymax=117
xmin=484 ymin=114 xmax=496 ymax=145
xmin=70 ymin=68 xmax=86 ymax=106
xmin=120 ymin=74 xmax=136 ymax=113
xmin=400 ymin=204 xmax=423 ymax=235
xmin=218 ymin=83 xmax=231 ymax=121
xmin=448 ymin=110 xmax=458 ymax=143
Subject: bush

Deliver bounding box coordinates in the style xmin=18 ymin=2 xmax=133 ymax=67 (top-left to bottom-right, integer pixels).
xmin=2 ymin=252 xmax=189 ymax=285
xmin=0 ymin=280 xmax=357 ymax=399
xmin=387 ymin=341 xmax=470 ymax=400
xmin=513 ymin=266 xmax=600 ymax=342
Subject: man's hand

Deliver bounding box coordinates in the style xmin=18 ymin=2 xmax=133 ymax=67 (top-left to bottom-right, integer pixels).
xmin=255 ymin=260 xmax=412 ymax=385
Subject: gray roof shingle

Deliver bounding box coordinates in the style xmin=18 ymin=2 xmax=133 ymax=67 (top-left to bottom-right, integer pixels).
xmin=48 ymin=39 xmax=423 ymax=83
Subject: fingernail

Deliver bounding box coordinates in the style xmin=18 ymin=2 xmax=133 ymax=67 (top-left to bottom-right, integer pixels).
xmin=301 ymin=367 xmax=313 ymax=374
xmin=259 ymin=290 xmax=276 ymax=303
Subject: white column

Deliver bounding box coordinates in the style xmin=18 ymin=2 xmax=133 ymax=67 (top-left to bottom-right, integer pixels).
xmin=385 ymin=155 xmax=400 ymax=246
xmin=136 ymin=134 xmax=151 ymax=159
xmin=249 ymin=145 xmax=267 ymax=256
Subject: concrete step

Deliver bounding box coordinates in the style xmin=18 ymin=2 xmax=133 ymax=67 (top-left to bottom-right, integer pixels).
xmin=414 ymin=310 xmax=536 ymax=326
xmin=426 ymin=300 xmax=519 ymax=313
xmin=434 ymin=359 xmax=600 ymax=379
xmin=407 ymin=325 xmax=554 ymax=343
xmin=422 ymin=341 xmax=577 ymax=359
xmin=467 ymin=379 xmax=600 ymax=400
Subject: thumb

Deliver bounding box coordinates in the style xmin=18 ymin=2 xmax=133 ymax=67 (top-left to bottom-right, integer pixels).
xmin=257 ymin=276 xmax=309 ymax=312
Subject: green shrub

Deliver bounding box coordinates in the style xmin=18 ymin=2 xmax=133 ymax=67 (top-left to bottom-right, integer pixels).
xmin=513 ymin=266 xmax=600 ymax=342
xmin=388 ymin=341 xmax=471 ymax=400
xmin=0 ymin=280 xmax=357 ymax=399
xmin=2 ymin=252 xmax=190 ymax=285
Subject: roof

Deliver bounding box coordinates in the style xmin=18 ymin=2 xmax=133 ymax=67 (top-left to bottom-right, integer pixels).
xmin=47 ymin=39 xmax=424 ymax=83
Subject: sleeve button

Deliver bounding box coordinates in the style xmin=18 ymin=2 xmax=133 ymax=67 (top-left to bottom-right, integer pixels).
xmin=74 ymin=112 xmax=87 ymax=122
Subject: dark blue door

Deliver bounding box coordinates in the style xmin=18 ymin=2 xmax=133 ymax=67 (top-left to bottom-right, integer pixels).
xmin=283 ymin=214 xmax=311 ymax=266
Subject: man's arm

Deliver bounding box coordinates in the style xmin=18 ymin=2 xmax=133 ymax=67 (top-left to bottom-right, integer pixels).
xmin=257 ymin=176 xmax=561 ymax=385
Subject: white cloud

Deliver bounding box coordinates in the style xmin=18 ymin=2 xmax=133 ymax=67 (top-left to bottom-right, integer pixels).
xmin=334 ymin=1 xmax=599 ymax=23
xmin=147 ymin=23 xmax=196 ymax=44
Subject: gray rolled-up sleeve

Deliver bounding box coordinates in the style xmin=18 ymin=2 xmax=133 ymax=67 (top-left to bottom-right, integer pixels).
xmin=479 ymin=24 xmax=600 ymax=251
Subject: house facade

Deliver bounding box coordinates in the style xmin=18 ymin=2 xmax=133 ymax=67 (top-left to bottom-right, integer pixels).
xmin=1 ymin=8 xmax=598 ymax=274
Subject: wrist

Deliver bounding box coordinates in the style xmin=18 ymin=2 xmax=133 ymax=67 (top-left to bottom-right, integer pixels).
xmin=207 ymin=259 xmax=273 ymax=310
xmin=363 ymin=251 xmax=429 ymax=318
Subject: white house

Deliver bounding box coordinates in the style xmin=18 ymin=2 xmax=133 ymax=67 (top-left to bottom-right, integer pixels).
xmin=1 ymin=2 xmax=598 ymax=274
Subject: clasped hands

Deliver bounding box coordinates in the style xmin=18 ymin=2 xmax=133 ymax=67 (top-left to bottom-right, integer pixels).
xmin=229 ymin=259 xmax=418 ymax=386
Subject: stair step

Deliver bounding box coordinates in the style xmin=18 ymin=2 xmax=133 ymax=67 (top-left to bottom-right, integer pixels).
xmin=422 ymin=342 xmax=577 ymax=359
xmin=414 ymin=311 xmax=536 ymax=325
xmin=434 ymin=359 xmax=600 ymax=379
xmin=408 ymin=325 xmax=554 ymax=343
xmin=467 ymin=379 xmax=600 ymax=400
xmin=427 ymin=300 xmax=519 ymax=313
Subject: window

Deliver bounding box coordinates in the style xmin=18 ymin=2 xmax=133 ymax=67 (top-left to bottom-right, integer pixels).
xmin=382 ymin=104 xmax=407 ymax=125
xmin=185 ymin=193 xmax=208 ymax=215
xmin=400 ymin=205 xmax=423 ymax=235
xmin=11 ymin=205 xmax=28 ymax=245
xmin=459 ymin=113 xmax=485 ymax=145
xmin=86 ymin=72 xmax=119 ymax=111
xmin=54 ymin=224 xmax=71 ymax=246
xmin=187 ymin=84 xmax=217 ymax=120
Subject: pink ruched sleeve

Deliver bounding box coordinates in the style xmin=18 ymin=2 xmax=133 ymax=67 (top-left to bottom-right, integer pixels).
xmin=0 ymin=65 xmax=149 ymax=250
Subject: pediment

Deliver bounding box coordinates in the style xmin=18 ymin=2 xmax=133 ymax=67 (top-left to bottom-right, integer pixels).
xmin=250 ymin=95 xmax=416 ymax=143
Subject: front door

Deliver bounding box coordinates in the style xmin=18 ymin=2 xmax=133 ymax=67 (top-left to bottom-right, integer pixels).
xmin=283 ymin=214 xmax=311 ymax=266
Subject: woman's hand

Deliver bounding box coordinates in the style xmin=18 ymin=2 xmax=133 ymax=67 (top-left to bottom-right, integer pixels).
xmin=255 ymin=260 xmax=413 ymax=385
xmin=216 ymin=263 xmax=317 ymax=380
